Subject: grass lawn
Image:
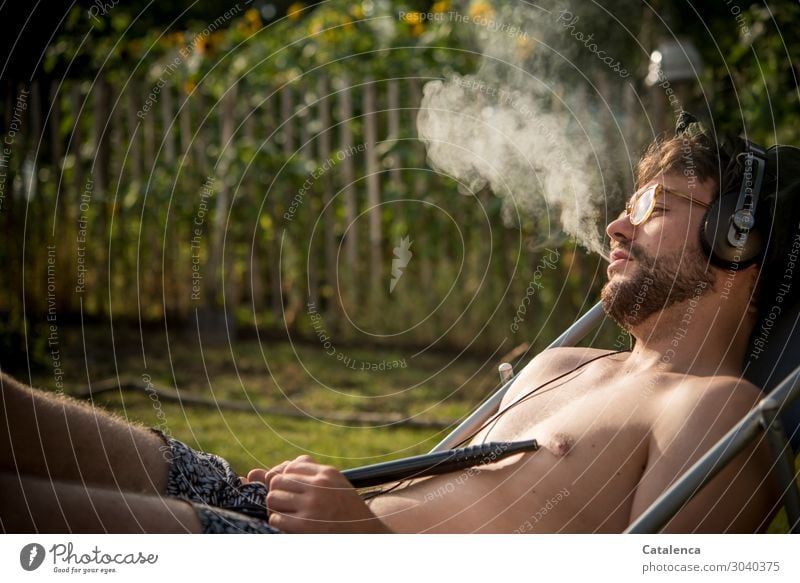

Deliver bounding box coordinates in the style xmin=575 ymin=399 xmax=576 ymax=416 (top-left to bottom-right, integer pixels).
xmin=29 ymin=324 xmax=501 ymax=473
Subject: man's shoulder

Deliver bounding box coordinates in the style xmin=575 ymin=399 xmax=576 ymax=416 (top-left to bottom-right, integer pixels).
xmin=635 ymin=374 xmax=775 ymax=533
xmin=672 ymin=374 xmax=762 ymax=405
xmin=656 ymin=374 xmax=763 ymax=431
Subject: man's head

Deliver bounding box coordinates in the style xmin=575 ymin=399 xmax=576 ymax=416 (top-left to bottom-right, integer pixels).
xmin=601 ymin=126 xmax=721 ymax=328
xmin=601 ymin=116 xmax=800 ymax=334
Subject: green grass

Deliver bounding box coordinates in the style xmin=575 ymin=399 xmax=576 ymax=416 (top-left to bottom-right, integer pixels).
xmin=89 ymin=390 xmax=453 ymax=472
xmin=29 ymin=325 xmax=499 ymax=474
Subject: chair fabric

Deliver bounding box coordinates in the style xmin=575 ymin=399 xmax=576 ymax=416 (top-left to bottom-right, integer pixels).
xmin=745 ymin=299 xmax=800 ymax=453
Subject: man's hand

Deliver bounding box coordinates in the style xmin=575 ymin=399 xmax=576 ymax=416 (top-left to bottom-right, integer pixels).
xmin=248 ymin=456 xmax=392 ymax=533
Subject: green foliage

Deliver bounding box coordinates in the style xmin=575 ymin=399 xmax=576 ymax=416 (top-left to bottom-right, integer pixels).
xmin=7 ymin=0 xmax=800 ymax=359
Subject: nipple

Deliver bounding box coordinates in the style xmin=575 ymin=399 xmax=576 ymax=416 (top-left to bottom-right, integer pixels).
xmin=547 ymin=432 xmax=574 ymax=457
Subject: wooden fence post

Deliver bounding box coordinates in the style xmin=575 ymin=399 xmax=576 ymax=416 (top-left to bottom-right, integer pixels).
xmin=92 ymin=78 xmax=111 ymax=315
xmin=363 ymin=77 xmax=382 ymax=307
xmin=387 ymin=78 xmax=401 ymax=191
xmin=337 ymin=75 xmax=358 ymax=302
xmin=244 ymin=105 xmax=265 ymax=313
xmin=26 ymin=81 xmax=42 ymax=312
xmin=49 ymin=80 xmax=71 ymax=308
xmin=279 ymin=84 xmax=298 ymax=327
xmin=126 ymin=79 xmax=142 ymax=186
xmin=179 ymin=87 xmax=193 ymax=177
xmin=160 ymin=81 xmax=178 ymax=312
xmin=68 ymin=82 xmax=85 ymax=314
xmin=299 ymin=80 xmax=320 ymax=312
xmin=409 ymin=78 xmax=432 ymax=307
xmin=205 ymin=85 xmax=237 ymax=307
xmin=264 ymin=92 xmax=283 ymax=326
xmin=141 ymin=84 xmax=157 ymax=312
xmin=317 ymin=74 xmax=338 ymax=329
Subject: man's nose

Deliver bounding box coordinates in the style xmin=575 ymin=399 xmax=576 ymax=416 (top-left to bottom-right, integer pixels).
xmin=606 ymin=212 xmax=634 ymax=245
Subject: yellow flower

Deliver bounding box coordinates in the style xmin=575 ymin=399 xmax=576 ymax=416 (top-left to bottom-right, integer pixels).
xmin=310 ymin=18 xmax=323 ymax=36
xmin=196 ymin=36 xmax=212 ymax=54
xmin=516 ymin=35 xmax=536 ymax=59
xmin=402 ymin=11 xmax=422 ymax=24
xmin=411 ymin=22 xmax=425 ymax=37
xmin=287 ymin=3 xmax=304 ymax=21
xmin=350 ymin=5 xmax=365 ymax=19
xmin=184 ymin=80 xmax=197 ymax=95
xmin=211 ymin=30 xmax=225 ymax=46
xmin=245 ymin=8 xmax=262 ymax=26
xmin=432 ymin=1 xmax=451 ymax=13
xmin=468 ymin=1 xmax=494 ymax=22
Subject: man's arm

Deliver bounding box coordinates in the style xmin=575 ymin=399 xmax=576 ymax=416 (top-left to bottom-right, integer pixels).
xmin=0 ymin=472 xmax=200 ymax=533
xmin=628 ymin=378 xmax=778 ymax=533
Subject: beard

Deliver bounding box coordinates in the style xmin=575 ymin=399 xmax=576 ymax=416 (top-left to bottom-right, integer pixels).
xmin=601 ymin=243 xmax=715 ymax=329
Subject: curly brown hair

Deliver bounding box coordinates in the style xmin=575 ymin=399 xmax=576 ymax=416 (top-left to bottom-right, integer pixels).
xmin=635 ymin=131 xmax=723 ymax=192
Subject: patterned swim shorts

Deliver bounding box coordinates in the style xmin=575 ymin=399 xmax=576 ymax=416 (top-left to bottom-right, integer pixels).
xmin=154 ymin=429 xmax=279 ymax=534
xmin=193 ymin=503 xmax=280 ymax=534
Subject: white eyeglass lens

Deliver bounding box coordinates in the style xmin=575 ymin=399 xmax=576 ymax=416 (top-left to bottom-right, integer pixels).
xmin=631 ymin=186 xmax=655 ymax=224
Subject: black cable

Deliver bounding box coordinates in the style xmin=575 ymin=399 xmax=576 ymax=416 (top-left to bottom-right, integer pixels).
xmin=470 ymin=349 xmax=630 ymax=446
xmin=362 ymin=348 xmax=630 ymax=501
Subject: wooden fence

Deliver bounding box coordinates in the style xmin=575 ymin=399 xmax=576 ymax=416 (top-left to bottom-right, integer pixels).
xmin=0 ymin=72 xmax=603 ymax=353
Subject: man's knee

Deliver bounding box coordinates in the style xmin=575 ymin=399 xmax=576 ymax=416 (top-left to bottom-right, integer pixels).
xmin=0 ymin=371 xmax=30 ymax=444
xmin=0 ymin=370 xmax=29 ymax=400
xmin=0 ymin=371 xmax=55 ymax=414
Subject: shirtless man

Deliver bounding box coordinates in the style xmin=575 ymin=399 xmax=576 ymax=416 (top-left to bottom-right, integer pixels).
xmin=0 ymin=121 xmax=795 ymax=534
xmin=256 ymin=129 xmax=784 ymax=534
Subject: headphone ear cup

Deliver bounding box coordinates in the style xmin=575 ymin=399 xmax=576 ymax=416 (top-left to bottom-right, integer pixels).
xmin=701 ymin=193 xmax=763 ymax=267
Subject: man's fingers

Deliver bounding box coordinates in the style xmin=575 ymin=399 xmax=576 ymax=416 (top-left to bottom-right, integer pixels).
xmin=248 ymin=456 xmax=321 ymax=488
xmin=270 ymin=472 xmax=317 ymax=492
xmin=268 ymin=511 xmax=294 ymax=532
xmin=252 ymin=456 xmax=315 ymax=479
xmin=265 ymin=488 xmax=302 ymax=513
xmin=250 ymin=460 xmax=295 ymax=486
xmin=246 ymin=468 xmax=269 ymax=484
xmin=282 ymin=463 xmax=323 ymax=476
xmin=268 ymin=511 xmax=313 ymax=534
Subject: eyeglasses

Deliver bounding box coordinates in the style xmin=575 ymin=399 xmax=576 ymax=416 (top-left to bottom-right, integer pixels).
xmin=624 ymin=183 xmax=711 ymax=226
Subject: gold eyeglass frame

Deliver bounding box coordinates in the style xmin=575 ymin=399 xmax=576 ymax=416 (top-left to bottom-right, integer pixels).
xmin=625 ymin=183 xmax=711 ymax=226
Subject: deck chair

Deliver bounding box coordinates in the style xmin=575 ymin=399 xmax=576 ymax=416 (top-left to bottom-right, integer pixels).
xmin=431 ymin=301 xmax=800 ymax=533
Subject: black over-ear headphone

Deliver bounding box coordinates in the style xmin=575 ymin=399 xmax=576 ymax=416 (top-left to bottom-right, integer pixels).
xmin=700 ymin=138 xmax=768 ymax=268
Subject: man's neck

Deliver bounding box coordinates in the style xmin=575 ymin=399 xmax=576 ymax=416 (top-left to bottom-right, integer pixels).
xmin=625 ymin=296 xmax=755 ymax=377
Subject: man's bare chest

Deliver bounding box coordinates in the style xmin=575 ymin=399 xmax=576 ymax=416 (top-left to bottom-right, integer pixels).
xmin=375 ymin=360 xmax=664 ymax=532
xmin=475 ymin=362 xmax=656 ymax=448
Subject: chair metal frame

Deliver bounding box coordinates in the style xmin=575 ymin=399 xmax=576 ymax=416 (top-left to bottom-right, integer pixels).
xmin=432 ymin=301 xmax=800 ymax=533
